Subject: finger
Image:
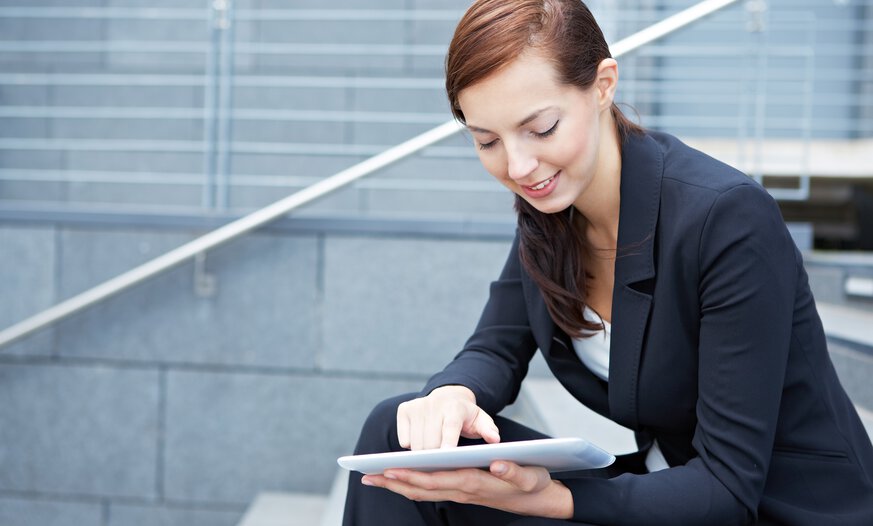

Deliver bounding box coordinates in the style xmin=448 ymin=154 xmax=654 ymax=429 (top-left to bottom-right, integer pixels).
xmin=396 ymin=404 xmax=411 ymax=449
xmin=387 ymin=468 xmax=469 ymax=489
xmin=440 ymin=412 xmax=463 ymax=449
xmin=467 ymin=408 xmax=500 ymax=443
xmin=409 ymin=415 xmax=425 ymax=451
xmin=489 ymin=461 xmax=548 ymax=493
xmin=362 ymin=472 xmax=466 ymax=504
xmin=423 ymin=411 xmax=443 ymax=450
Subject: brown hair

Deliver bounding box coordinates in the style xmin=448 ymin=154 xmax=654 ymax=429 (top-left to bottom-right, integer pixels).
xmin=445 ymin=0 xmax=643 ymax=337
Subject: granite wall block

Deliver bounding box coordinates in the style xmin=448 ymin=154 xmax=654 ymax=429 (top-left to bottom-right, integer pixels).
xmin=322 ymin=236 xmax=511 ymax=374
xmin=56 ymin=229 xmax=320 ymax=369
xmin=0 ymin=225 xmax=56 ymax=356
xmin=163 ymin=371 xmax=421 ymax=502
xmin=0 ymin=497 xmax=102 ymax=526
xmin=0 ymin=363 xmax=160 ymax=498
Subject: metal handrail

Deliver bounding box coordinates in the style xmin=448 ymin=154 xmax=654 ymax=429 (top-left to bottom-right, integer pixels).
xmin=0 ymin=0 xmax=742 ymax=349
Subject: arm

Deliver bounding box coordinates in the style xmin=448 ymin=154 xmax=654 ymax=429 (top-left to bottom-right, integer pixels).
xmin=420 ymin=233 xmax=538 ymax=415
xmin=362 ymin=235 xmax=566 ymax=515
xmin=390 ymin=234 xmax=538 ymax=451
xmin=567 ymin=184 xmax=798 ymax=525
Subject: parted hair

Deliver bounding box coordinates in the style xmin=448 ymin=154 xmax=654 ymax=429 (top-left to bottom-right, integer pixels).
xmin=445 ymin=0 xmax=643 ymax=337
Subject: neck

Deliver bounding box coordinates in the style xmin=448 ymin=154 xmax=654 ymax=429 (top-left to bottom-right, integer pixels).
xmin=573 ymin=109 xmax=622 ymax=246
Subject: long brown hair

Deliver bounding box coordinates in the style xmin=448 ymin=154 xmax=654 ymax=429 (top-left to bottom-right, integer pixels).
xmin=445 ymin=0 xmax=643 ymax=337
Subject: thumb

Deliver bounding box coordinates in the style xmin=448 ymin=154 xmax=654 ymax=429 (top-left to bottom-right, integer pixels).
xmin=490 ymin=461 xmax=547 ymax=493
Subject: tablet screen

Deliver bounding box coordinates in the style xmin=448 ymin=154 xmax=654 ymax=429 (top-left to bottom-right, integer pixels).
xmin=338 ymin=437 xmax=614 ymax=475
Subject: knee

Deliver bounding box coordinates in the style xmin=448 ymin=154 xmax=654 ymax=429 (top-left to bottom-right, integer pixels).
xmin=354 ymin=392 xmax=418 ymax=455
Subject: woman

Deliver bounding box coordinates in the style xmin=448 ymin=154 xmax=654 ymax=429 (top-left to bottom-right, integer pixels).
xmin=342 ymin=0 xmax=873 ymax=524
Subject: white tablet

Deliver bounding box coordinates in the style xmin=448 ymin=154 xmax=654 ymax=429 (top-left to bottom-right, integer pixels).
xmin=337 ymin=437 xmax=615 ymax=475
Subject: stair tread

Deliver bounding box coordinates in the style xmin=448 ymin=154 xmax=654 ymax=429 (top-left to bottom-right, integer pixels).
xmin=520 ymin=378 xmax=638 ymax=455
xmin=818 ymin=302 xmax=873 ymax=349
xmin=237 ymin=492 xmax=327 ymax=526
xmin=856 ymin=405 xmax=873 ymax=440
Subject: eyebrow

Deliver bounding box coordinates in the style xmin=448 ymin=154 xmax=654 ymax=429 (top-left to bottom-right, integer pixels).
xmin=466 ymin=106 xmax=558 ymax=134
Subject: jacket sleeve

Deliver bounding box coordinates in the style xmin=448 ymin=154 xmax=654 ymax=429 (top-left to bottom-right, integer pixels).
xmin=567 ymin=184 xmax=798 ymax=525
xmin=420 ymin=233 xmax=538 ymax=415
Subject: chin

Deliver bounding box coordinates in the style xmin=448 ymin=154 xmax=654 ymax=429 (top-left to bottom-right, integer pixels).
xmin=520 ymin=196 xmax=572 ymax=215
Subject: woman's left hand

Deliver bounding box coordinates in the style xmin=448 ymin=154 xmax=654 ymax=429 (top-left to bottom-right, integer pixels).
xmin=361 ymin=461 xmax=574 ymax=519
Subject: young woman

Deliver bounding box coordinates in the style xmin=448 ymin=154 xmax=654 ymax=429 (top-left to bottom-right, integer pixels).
xmin=342 ymin=0 xmax=873 ymax=524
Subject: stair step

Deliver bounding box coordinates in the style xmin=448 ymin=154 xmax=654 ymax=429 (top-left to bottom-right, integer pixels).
xmin=321 ymin=469 xmax=349 ymax=526
xmin=237 ymin=492 xmax=327 ymax=526
xmin=818 ymin=302 xmax=873 ymax=350
xmin=237 ymin=470 xmax=348 ymax=526
xmin=519 ymin=377 xmax=638 ymax=455
xmin=857 ymin=405 xmax=873 ymax=441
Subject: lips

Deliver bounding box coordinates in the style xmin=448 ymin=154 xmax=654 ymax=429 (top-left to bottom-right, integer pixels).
xmin=521 ymin=171 xmax=560 ymax=199
xmin=528 ymin=176 xmax=555 ymax=191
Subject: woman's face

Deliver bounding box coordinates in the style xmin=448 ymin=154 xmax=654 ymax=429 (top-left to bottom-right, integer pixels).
xmin=457 ymin=51 xmax=614 ymax=214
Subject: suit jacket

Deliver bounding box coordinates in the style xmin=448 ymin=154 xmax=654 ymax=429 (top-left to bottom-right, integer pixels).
xmin=422 ymin=131 xmax=873 ymax=525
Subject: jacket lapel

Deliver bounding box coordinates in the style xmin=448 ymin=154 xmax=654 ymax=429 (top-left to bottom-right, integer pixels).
xmin=522 ymin=270 xmax=611 ymax=416
xmin=607 ymin=132 xmax=663 ymax=430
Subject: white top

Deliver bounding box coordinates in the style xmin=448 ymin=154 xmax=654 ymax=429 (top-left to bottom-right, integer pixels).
xmin=571 ymin=306 xmax=611 ymax=380
xmin=571 ymin=306 xmax=669 ymax=473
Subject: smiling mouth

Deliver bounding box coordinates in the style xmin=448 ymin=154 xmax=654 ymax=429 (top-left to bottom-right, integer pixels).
xmin=526 ymin=175 xmax=556 ymax=191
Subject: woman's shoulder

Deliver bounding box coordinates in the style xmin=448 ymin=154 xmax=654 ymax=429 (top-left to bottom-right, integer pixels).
xmin=636 ymin=130 xmax=784 ymax=239
xmin=644 ymin=130 xmax=760 ymax=197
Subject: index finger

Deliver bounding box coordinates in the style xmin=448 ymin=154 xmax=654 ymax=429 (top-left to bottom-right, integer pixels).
xmin=440 ymin=413 xmax=463 ymax=449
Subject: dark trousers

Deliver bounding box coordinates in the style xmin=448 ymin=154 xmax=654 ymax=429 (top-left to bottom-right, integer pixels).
xmin=342 ymin=393 xmax=624 ymax=526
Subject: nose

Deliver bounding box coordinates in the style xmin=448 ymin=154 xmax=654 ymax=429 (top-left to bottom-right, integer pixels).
xmin=506 ymin=143 xmax=538 ymax=182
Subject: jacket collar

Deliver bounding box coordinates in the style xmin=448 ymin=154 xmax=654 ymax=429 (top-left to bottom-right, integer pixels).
xmin=614 ymin=131 xmax=663 ymax=285
xmin=607 ymin=131 xmax=663 ymax=429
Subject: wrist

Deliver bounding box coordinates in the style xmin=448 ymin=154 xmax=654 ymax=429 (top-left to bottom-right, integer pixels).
xmin=541 ymin=480 xmax=574 ymax=520
xmin=431 ymin=384 xmax=476 ymax=404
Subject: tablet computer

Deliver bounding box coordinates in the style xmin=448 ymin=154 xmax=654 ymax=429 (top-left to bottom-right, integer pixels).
xmin=337 ymin=437 xmax=614 ymax=475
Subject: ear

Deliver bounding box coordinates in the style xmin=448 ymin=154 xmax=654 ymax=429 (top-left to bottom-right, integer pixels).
xmin=595 ymin=58 xmax=618 ymax=111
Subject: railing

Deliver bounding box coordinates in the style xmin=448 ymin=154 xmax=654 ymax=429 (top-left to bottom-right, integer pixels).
xmin=0 ymin=0 xmax=751 ymax=349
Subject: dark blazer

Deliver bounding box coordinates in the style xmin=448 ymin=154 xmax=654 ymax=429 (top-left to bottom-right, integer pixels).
xmin=422 ymin=131 xmax=873 ymax=525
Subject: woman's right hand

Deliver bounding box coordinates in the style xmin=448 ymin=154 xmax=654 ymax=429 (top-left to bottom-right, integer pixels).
xmin=396 ymin=385 xmax=501 ymax=450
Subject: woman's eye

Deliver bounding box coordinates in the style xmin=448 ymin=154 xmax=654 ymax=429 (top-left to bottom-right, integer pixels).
xmin=535 ymin=121 xmax=559 ymax=138
xmin=478 ymin=139 xmax=498 ymax=151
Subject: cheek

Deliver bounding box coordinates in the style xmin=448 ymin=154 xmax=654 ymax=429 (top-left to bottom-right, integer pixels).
xmin=556 ymin=126 xmax=596 ymax=170
xmin=477 ymin=152 xmax=508 ymax=182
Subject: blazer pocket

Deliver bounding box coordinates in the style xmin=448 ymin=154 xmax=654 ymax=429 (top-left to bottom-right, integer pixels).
xmin=772 ymin=445 xmax=850 ymax=464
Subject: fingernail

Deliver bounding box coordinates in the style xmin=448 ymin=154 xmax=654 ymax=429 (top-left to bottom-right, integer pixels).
xmin=361 ymin=477 xmax=374 ymax=486
xmin=493 ymin=463 xmax=507 ymax=474
xmin=384 ymin=472 xmax=397 ymax=480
